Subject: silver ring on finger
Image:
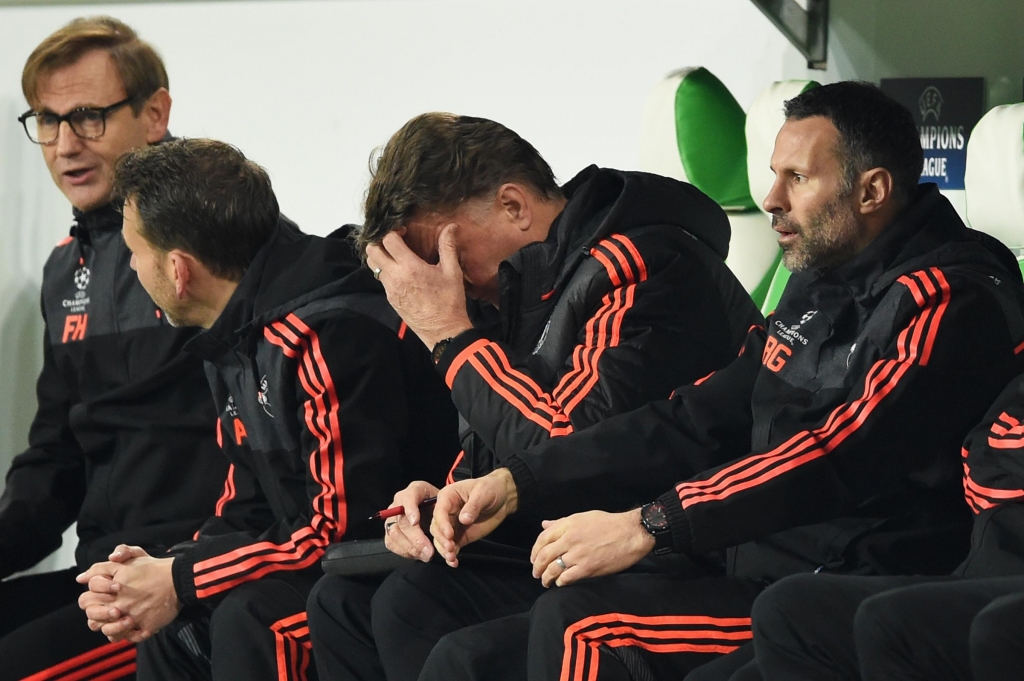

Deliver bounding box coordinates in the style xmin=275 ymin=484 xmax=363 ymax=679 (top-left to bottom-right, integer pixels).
xmin=555 ymin=555 xmax=568 ymax=571
xmin=385 ymin=519 xmax=398 ymax=534
xmin=372 ymin=267 xmax=382 ymax=281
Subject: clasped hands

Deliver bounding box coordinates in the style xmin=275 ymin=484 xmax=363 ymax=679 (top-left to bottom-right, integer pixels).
xmin=385 ymin=469 xmax=657 ymax=589
xmin=76 ymin=544 xmax=182 ymax=643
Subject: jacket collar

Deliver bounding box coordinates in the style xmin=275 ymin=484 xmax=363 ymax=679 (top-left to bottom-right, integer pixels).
xmin=808 ymin=184 xmax=1015 ymax=301
xmin=185 ymin=221 xmax=373 ymax=361
xmin=70 ymin=202 xmax=123 ymax=243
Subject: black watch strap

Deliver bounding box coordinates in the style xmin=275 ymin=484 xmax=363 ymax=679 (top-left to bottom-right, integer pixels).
xmin=432 ymin=337 xmax=456 ymax=365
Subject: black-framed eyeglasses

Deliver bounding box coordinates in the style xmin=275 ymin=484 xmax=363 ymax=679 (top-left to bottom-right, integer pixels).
xmin=17 ymin=96 xmax=136 ymax=145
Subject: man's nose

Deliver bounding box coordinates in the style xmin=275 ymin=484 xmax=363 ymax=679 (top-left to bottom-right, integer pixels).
xmin=55 ymin=120 xmax=84 ymax=156
xmin=762 ymin=177 xmax=786 ymax=215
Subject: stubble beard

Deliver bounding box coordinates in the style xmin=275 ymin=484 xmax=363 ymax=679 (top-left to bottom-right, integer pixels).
xmin=777 ymin=195 xmax=861 ymax=273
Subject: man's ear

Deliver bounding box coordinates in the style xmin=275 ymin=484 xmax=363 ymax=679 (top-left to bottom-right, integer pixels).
xmin=496 ymin=183 xmax=533 ymax=231
xmin=142 ymin=88 xmax=172 ymax=144
xmin=168 ymin=250 xmax=193 ymax=299
xmin=857 ymin=167 xmax=895 ymax=216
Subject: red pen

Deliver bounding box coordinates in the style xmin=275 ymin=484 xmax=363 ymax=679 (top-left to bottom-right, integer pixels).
xmin=368 ymin=497 xmax=437 ymax=521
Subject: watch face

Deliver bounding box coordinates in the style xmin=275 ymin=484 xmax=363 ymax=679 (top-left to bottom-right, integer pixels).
xmin=642 ymin=502 xmax=669 ymax=531
xmin=432 ymin=339 xmax=451 ymax=365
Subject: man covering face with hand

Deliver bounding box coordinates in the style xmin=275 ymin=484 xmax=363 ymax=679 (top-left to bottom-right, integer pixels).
xmin=307 ymin=112 xmax=763 ymax=680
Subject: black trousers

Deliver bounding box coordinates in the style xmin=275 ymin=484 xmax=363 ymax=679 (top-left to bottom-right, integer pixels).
xmin=419 ymin=573 xmax=762 ymax=681
xmin=750 ymin=573 xmax=1024 ymax=681
xmin=0 ymin=567 xmax=136 ymax=681
xmin=418 ymin=613 xmax=530 ymax=681
xmin=306 ymin=574 xmax=386 ymax=681
xmin=308 ymin=560 xmax=544 ymax=681
xmin=137 ymin=578 xmax=317 ymax=681
xmin=684 ymin=642 xmax=759 ymax=681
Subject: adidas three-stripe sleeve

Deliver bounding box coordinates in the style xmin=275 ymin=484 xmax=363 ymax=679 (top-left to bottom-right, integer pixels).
xmin=503 ymin=324 xmax=766 ymax=518
xmin=657 ymin=270 xmax=1022 ymax=556
xmin=171 ymin=313 xmax=408 ymax=607
xmin=437 ymin=230 xmax=751 ymax=469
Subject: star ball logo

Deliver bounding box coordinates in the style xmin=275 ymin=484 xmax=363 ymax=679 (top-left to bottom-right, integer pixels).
xmin=74 ymin=266 xmax=90 ymax=291
xmin=919 ymin=86 xmax=944 ymax=122
xmin=63 ymin=266 xmax=92 ymax=314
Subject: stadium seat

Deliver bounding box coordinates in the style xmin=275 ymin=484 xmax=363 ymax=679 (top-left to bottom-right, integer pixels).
xmin=744 ymin=79 xmax=820 ymax=315
xmin=964 ymin=102 xmax=1024 ymax=277
xmin=638 ymin=67 xmax=776 ymax=306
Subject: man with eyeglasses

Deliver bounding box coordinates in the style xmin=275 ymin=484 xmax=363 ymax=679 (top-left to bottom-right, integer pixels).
xmin=0 ymin=16 xmax=228 ymax=679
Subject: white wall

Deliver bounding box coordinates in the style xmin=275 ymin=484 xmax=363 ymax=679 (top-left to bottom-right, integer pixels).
xmin=0 ymin=0 xmax=795 ymax=573
xmin=1 ymin=0 xmax=794 ymax=235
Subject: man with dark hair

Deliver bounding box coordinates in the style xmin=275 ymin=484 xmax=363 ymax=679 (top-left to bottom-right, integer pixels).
xmin=421 ymin=81 xmax=1024 ymax=680
xmin=76 ymin=138 xmax=460 ymax=681
xmin=0 ymin=16 xmax=227 ymax=679
xmin=306 ymin=111 xmax=763 ymax=679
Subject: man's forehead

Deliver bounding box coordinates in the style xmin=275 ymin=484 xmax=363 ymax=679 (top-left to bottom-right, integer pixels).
xmin=33 ymin=49 xmax=126 ymax=111
xmin=773 ymin=116 xmax=840 ymax=171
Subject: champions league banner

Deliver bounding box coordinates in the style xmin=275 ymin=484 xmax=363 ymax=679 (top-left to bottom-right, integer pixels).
xmin=880 ymin=77 xmax=985 ymax=190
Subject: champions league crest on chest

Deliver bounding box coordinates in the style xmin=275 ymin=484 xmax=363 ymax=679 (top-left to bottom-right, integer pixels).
xmin=62 ymin=265 xmax=92 ymax=315
xmin=74 ymin=266 xmax=90 ymax=290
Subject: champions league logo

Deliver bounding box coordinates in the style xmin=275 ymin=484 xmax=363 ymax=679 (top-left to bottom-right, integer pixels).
xmin=74 ymin=266 xmax=90 ymax=291
xmin=791 ymin=310 xmax=818 ymax=331
xmin=919 ymin=86 xmax=943 ymax=122
xmin=882 ymin=77 xmax=982 ymax=192
xmin=63 ymin=266 xmax=92 ymax=312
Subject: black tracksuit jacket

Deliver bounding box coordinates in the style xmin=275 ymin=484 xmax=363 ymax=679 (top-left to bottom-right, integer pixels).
xmin=0 ymin=204 xmax=227 ymax=576
xmin=170 ymin=224 xmax=460 ymax=608
xmin=957 ymin=371 xmax=1024 ymax=578
xmin=505 ymin=183 xmax=1024 ymax=580
xmin=435 ymin=166 xmax=763 ymax=545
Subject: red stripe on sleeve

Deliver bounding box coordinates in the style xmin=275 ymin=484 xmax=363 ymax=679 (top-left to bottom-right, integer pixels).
xmin=265 ymin=326 xmax=300 ymax=358
xmin=674 ymin=271 xmax=949 ymax=510
xmin=445 ymin=339 xmax=491 ymax=389
xmin=589 ymin=248 xmax=622 ymax=287
xmin=190 ymin=313 xmax=351 ymax=599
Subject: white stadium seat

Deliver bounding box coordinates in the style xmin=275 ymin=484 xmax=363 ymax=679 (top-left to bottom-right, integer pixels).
xmin=964 ymin=103 xmax=1024 ymax=272
xmin=744 ymin=79 xmax=819 ymax=314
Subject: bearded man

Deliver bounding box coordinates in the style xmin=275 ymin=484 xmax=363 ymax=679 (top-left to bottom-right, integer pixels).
xmin=418 ymin=80 xmax=1024 ymax=681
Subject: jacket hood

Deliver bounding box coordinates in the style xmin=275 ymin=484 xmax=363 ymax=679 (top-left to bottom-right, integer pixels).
xmin=205 ymin=221 xmax=382 ymax=346
xmin=501 ymin=166 xmax=731 ymax=306
xmin=558 ymin=165 xmax=730 ymax=259
xmin=827 ymin=184 xmax=1022 ymax=298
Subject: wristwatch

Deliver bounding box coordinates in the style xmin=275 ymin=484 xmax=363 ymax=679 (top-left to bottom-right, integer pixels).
xmin=432 ymin=337 xmax=456 ymax=365
xmin=640 ymin=501 xmax=674 ymax=555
